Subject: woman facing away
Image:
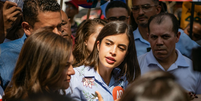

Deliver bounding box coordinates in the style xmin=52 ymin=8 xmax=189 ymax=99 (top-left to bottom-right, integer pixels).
xmin=3 ymin=28 xmax=75 ymax=101
xmin=73 ymin=18 xmax=106 ymax=67
xmin=68 ymin=21 xmax=141 ymax=101
xmin=120 ymin=71 xmax=191 ymax=101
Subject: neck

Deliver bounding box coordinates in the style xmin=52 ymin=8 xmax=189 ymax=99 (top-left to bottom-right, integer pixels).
xmin=156 ymin=50 xmax=178 ymax=71
xmin=97 ymin=63 xmax=113 ymax=85
xmin=138 ymin=26 xmax=149 ymax=41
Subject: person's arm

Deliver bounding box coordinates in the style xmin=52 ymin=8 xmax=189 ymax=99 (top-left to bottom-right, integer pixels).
xmin=1 ymin=1 xmax=22 ymax=43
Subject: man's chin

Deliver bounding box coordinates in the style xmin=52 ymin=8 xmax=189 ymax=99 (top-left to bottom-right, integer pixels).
xmin=139 ymin=23 xmax=148 ymax=28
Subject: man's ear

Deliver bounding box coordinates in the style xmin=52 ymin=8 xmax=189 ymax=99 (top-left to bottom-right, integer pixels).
xmin=97 ymin=41 xmax=100 ymax=51
xmin=127 ymin=16 xmax=130 ymax=24
xmin=156 ymin=5 xmax=162 ymax=14
xmin=176 ymin=31 xmax=181 ymax=43
xmin=147 ymin=33 xmax=150 ymax=41
xmin=21 ymin=22 xmax=32 ymax=36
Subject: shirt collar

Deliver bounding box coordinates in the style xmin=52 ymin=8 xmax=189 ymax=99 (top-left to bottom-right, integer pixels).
xmin=133 ymin=28 xmax=150 ymax=45
xmin=133 ymin=28 xmax=142 ymax=40
xmin=146 ymin=49 xmax=189 ymax=68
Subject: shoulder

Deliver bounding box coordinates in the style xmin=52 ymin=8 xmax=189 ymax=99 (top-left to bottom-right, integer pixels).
xmin=138 ymin=52 xmax=148 ymax=63
xmin=0 ymin=36 xmax=25 ymax=54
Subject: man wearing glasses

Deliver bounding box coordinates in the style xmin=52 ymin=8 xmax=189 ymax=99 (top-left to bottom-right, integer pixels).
xmin=105 ymin=1 xmax=130 ymax=24
xmin=132 ymin=0 xmax=200 ymax=58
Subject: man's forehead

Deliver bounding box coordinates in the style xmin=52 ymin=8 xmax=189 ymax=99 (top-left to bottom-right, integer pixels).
xmin=132 ymin=0 xmax=156 ymax=6
xmin=106 ymin=7 xmax=128 ymax=17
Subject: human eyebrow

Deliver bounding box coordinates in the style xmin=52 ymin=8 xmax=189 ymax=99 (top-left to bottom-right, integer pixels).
xmin=61 ymin=20 xmax=67 ymax=25
xmin=105 ymin=39 xmax=114 ymax=44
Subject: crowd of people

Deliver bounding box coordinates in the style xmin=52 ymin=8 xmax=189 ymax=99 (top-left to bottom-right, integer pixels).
xmin=0 ymin=0 xmax=201 ymax=101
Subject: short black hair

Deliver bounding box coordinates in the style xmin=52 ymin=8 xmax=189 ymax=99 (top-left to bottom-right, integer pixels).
xmin=105 ymin=1 xmax=130 ymax=16
xmin=23 ymin=0 xmax=60 ymax=28
xmin=148 ymin=13 xmax=179 ymax=35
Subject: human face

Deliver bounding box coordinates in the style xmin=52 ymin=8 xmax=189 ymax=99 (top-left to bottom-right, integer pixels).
xmin=65 ymin=3 xmax=78 ymax=18
xmin=33 ymin=11 xmax=62 ymax=35
xmin=97 ymin=33 xmax=129 ymax=71
xmin=59 ymin=53 xmax=75 ymax=89
xmin=85 ymin=25 xmax=104 ymax=52
xmin=106 ymin=7 xmax=130 ymax=24
xmin=61 ymin=10 xmax=72 ymax=40
xmin=184 ymin=22 xmax=201 ymax=41
xmin=132 ymin=0 xmax=161 ymax=27
xmin=148 ymin=18 xmax=180 ymax=61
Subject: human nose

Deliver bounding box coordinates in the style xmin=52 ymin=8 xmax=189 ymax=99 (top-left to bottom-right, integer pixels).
xmin=110 ymin=46 xmax=117 ymax=56
xmin=156 ymin=37 xmax=163 ymax=46
xmin=67 ymin=65 xmax=75 ymax=76
xmin=138 ymin=7 xmax=145 ymax=14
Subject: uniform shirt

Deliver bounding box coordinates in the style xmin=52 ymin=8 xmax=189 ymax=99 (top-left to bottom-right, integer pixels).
xmin=138 ymin=49 xmax=201 ymax=94
xmin=67 ymin=65 xmax=128 ymax=101
xmin=0 ymin=34 xmax=26 ymax=88
xmin=134 ymin=28 xmax=200 ymax=58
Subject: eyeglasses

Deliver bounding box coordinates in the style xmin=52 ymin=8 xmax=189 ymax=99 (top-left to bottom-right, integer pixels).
xmin=131 ymin=4 xmax=158 ymax=13
xmin=107 ymin=16 xmax=129 ymax=21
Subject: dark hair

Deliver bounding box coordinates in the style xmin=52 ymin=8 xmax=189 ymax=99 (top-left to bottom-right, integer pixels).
xmin=120 ymin=71 xmax=190 ymax=101
xmin=148 ymin=13 xmax=179 ymax=35
xmin=23 ymin=0 xmax=60 ymax=28
xmin=73 ymin=18 xmax=106 ymax=67
xmin=84 ymin=21 xmax=141 ymax=83
xmin=105 ymin=1 xmax=130 ymax=16
xmin=152 ymin=0 xmax=160 ymax=4
xmin=3 ymin=28 xmax=72 ymax=101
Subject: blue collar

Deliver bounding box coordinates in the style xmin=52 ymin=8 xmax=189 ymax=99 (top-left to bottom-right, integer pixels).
xmin=133 ymin=28 xmax=150 ymax=45
xmin=146 ymin=49 xmax=189 ymax=70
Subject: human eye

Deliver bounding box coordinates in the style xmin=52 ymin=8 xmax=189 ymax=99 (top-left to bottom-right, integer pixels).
xmin=65 ymin=62 xmax=70 ymax=68
xmin=61 ymin=20 xmax=67 ymax=25
xmin=118 ymin=45 xmax=126 ymax=51
xmin=119 ymin=16 xmax=127 ymax=21
xmin=105 ymin=41 xmax=111 ymax=45
xmin=142 ymin=4 xmax=151 ymax=9
xmin=132 ymin=6 xmax=139 ymax=11
xmin=108 ymin=17 xmax=117 ymax=21
xmin=162 ymin=35 xmax=170 ymax=39
xmin=151 ymin=35 xmax=157 ymax=40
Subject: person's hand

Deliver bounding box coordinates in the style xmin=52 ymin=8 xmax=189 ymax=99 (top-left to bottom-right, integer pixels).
xmin=3 ymin=1 xmax=22 ymax=36
xmin=95 ymin=91 xmax=104 ymax=101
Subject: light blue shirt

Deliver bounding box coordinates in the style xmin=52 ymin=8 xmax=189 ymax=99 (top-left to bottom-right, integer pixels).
xmin=134 ymin=28 xmax=200 ymax=58
xmin=67 ymin=65 xmax=128 ymax=101
xmin=138 ymin=49 xmax=201 ymax=94
xmin=0 ymin=34 xmax=27 ymax=88
xmin=0 ymin=86 xmax=3 ymax=97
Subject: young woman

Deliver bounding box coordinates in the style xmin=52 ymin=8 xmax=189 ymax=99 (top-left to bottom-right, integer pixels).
xmin=69 ymin=21 xmax=141 ymax=101
xmin=3 ymin=28 xmax=75 ymax=101
xmin=73 ymin=18 xmax=106 ymax=67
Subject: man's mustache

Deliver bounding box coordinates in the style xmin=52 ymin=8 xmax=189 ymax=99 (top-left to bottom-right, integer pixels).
xmin=137 ymin=15 xmax=148 ymax=20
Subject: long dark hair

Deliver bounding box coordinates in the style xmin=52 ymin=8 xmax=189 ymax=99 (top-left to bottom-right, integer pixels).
xmin=3 ymin=28 xmax=72 ymax=101
xmin=84 ymin=21 xmax=140 ymax=83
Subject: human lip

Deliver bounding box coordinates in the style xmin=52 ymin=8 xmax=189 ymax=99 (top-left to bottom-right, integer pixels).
xmin=105 ymin=56 xmax=116 ymax=64
xmin=137 ymin=17 xmax=146 ymax=21
xmin=155 ymin=49 xmax=166 ymax=52
xmin=65 ymin=78 xmax=71 ymax=82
